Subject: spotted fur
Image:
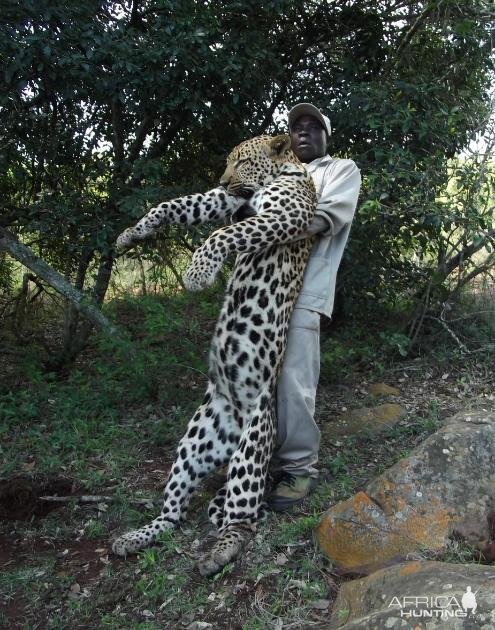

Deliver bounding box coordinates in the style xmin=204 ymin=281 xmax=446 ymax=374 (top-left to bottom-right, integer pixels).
xmin=113 ymin=135 xmax=316 ymax=575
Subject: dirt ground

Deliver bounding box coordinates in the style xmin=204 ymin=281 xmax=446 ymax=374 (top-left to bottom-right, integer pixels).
xmin=1 ymin=348 xmax=494 ymax=629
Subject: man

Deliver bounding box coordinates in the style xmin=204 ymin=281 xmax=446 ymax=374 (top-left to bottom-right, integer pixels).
xmin=267 ymin=103 xmax=361 ymax=511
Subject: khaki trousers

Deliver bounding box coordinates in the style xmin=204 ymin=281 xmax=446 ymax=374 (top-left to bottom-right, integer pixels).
xmin=272 ymin=307 xmax=321 ymax=478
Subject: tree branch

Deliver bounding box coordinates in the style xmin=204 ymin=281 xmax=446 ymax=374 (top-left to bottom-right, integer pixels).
xmin=128 ymin=114 xmax=155 ymax=162
xmin=0 ymin=227 xmax=118 ymax=337
xmin=443 ymin=228 xmax=495 ymax=277
xmin=128 ymin=115 xmax=187 ymax=188
xmin=111 ymin=96 xmax=125 ymax=166
xmin=39 ymin=494 xmax=158 ymax=507
xmin=391 ymin=2 xmax=436 ymax=70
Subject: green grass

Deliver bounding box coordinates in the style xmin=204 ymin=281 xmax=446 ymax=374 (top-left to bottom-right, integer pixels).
xmin=0 ymin=291 xmax=220 ymax=482
xmin=1 ymin=285 xmax=494 ymax=628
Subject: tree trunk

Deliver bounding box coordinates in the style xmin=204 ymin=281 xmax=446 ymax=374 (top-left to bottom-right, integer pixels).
xmin=13 ymin=272 xmax=32 ymax=337
xmin=0 ymin=227 xmax=117 ymax=337
xmin=137 ymin=255 xmax=147 ymax=296
xmin=61 ymin=248 xmax=94 ymax=357
xmin=51 ymin=253 xmax=116 ymax=367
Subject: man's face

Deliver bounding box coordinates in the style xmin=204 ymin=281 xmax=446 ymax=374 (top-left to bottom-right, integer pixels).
xmin=290 ymin=114 xmax=327 ymax=163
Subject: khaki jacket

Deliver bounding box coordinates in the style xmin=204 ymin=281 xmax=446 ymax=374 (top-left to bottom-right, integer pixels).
xmin=296 ymin=155 xmax=361 ymax=317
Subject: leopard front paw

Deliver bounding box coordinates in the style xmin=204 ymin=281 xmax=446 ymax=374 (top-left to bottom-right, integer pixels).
xmin=183 ymin=263 xmax=219 ymax=292
xmin=115 ymin=227 xmax=140 ymax=252
xmin=112 ymin=530 xmax=153 ymax=556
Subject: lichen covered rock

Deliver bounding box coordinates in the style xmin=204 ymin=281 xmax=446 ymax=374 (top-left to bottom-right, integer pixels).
xmin=328 ymin=403 xmax=406 ymax=438
xmin=317 ymin=411 xmax=495 ymax=573
xmin=330 ymin=561 xmax=495 ymax=629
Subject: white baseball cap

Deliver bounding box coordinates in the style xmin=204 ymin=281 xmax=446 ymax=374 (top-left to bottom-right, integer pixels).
xmin=288 ymin=103 xmax=332 ymax=137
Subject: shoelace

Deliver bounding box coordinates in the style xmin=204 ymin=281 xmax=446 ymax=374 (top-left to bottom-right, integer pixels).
xmin=279 ymin=473 xmax=297 ymax=488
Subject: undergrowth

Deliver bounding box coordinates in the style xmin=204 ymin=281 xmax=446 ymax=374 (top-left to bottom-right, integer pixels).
xmin=0 ymin=283 xmax=493 ymax=628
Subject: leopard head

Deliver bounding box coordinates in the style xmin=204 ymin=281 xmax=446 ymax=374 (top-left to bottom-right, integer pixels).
xmin=219 ymin=135 xmax=300 ymax=198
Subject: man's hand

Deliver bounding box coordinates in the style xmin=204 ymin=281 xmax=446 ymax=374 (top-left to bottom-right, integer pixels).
xmin=291 ymin=215 xmax=330 ymax=242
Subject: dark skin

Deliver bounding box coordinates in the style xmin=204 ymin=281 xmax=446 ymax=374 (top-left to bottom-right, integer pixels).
xmin=290 ymin=114 xmax=327 ymax=164
xmin=289 ymin=114 xmax=330 ymax=236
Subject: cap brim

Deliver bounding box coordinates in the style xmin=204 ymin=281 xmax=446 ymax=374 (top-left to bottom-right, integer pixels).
xmin=288 ymin=103 xmax=331 ymax=136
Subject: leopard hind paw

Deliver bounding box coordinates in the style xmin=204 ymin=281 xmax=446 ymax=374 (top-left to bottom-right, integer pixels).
xmin=112 ymin=518 xmax=174 ymax=556
xmin=197 ymin=524 xmax=254 ymax=576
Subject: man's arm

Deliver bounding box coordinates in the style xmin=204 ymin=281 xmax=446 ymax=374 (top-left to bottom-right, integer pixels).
xmin=296 ymin=160 xmax=361 ymax=240
xmin=314 ymin=159 xmax=361 ymax=236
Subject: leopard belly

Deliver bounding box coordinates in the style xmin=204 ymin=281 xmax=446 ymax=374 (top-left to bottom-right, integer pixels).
xmin=211 ymin=241 xmax=310 ymax=412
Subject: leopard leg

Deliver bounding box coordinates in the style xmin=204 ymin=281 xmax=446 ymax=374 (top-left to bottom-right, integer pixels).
xmin=112 ymin=385 xmax=237 ymax=556
xmin=198 ymin=396 xmax=276 ymax=576
xmin=208 ymin=484 xmax=227 ymax=529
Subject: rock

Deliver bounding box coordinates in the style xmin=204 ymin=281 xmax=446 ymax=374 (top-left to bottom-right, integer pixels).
xmin=367 ymin=382 xmax=401 ymax=397
xmin=316 ymin=410 xmax=495 ymax=573
xmin=311 ymin=598 xmax=331 ymax=610
xmin=330 ymin=561 xmax=495 ymax=629
xmin=327 ymin=404 xmax=406 ymax=438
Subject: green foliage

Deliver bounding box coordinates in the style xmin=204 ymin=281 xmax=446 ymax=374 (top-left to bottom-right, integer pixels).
xmin=0 ymin=290 xmax=217 ymax=478
xmin=1 ymin=0 xmax=493 ymax=340
xmin=0 ymin=255 xmax=15 ymax=295
xmin=319 ymin=311 xmax=413 ymax=381
xmin=84 ymin=519 xmax=107 ymax=539
xmin=270 ymin=515 xmax=320 ymax=546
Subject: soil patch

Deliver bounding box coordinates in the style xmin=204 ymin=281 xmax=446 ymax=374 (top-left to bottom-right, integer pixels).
xmin=0 ymin=476 xmax=78 ymax=521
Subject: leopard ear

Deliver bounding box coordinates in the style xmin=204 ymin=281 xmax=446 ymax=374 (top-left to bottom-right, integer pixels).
xmin=267 ymin=134 xmax=291 ymax=157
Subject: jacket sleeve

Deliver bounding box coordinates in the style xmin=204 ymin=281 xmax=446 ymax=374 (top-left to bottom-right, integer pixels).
xmin=314 ymin=159 xmax=361 ymax=237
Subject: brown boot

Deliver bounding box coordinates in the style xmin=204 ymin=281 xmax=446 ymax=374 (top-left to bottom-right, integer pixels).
xmin=267 ymin=473 xmax=318 ymax=512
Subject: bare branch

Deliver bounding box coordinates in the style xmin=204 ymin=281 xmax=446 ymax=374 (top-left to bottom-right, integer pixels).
xmin=0 ymin=227 xmax=118 ymax=337
xmin=128 ymin=114 xmax=155 ymax=162
xmin=111 ymin=97 xmax=125 ymax=166
xmin=39 ymin=494 xmax=158 ymax=506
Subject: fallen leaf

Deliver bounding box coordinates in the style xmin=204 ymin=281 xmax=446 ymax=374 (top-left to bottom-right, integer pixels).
xmin=274 ymin=553 xmax=288 ymax=566
xmin=288 ymin=579 xmax=306 ymax=590
xmin=141 ymin=609 xmax=154 ymax=618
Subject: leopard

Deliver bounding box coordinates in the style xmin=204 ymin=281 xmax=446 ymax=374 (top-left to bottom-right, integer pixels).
xmin=112 ymin=134 xmax=316 ymax=576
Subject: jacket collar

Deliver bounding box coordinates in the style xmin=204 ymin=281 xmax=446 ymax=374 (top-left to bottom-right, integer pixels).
xmin=305 ymin=154 xmax=333 ymax=171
